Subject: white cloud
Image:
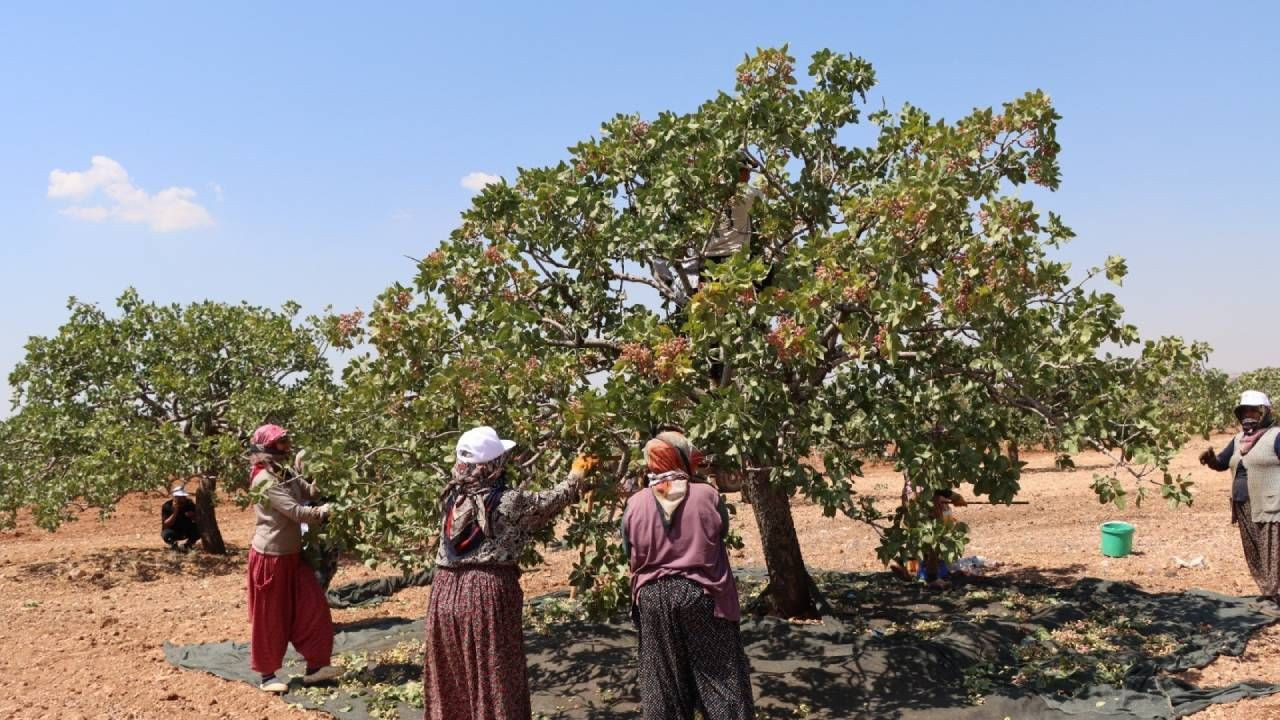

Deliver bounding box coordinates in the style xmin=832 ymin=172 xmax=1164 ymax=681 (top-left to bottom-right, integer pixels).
xmin=209 ymin=182 xmax=224 ymax=202
xmin=460 ymin=171 xmax=500 ymax=192
xmin=60 ymin=206 xmax=110 ymax=222
xmin=47 ymin=155 xmax=214 ymax=232
xmin=390 ymin=209 xmax=413 ymax=222
xmin=48 ymin=156 xmax=129 ymax=199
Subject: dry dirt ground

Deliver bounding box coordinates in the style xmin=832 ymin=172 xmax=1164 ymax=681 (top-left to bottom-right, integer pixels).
xmin=4 ymin=435 xmax=1280 ymax=719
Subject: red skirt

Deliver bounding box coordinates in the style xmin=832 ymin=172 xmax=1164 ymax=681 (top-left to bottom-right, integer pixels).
xmin=423 ymin=564 xmax=529 ymax=720
xmin=246 ymin=548 xmax=333 ymax=674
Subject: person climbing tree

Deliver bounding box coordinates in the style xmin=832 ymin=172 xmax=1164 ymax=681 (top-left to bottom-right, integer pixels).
xmin=650 ymin=153 xmax=764 ymax=305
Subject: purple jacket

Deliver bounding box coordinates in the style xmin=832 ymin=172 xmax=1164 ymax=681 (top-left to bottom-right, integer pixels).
xmin=621 ymin=482 xmax=741 ymax=621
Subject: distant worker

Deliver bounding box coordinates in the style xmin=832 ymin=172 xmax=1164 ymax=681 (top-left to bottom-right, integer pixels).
xmin=161 ymin=486 xmax=199 ymax=552
xmin=245 ymin=423 xmax=341 ymax=693
xmin=1200 ymin=390 xmax=1280 ymax=603
xmin=890 ymin=475 xmax=967 ymax=590
xmin=652 ymin=155 xmax=764 ymax=303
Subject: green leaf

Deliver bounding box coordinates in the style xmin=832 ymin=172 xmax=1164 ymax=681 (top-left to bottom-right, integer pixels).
xmin=1104 ymin=256 xmax=1128 ymax=285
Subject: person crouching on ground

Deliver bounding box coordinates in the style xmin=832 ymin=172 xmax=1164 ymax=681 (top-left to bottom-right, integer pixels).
xmin=423 ymin=426 xmax=599 ymax=720
xmin=246 ymin=423 xmax=341 ymax=693
xmin=889 ymin=471 xmax=967 ymax=590
xmin=161 ymin=485 xmax=199 ymax=552
xmin=621 ymin=430 xmax=754 ymax=720
xmin=1200 ymin=390 xmax=1280 ymax=603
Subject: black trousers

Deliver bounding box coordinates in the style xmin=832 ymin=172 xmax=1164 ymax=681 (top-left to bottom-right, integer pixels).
xmin=162 ymin=526 xmax=199 ymax=548
xmin=634 ymin=577 xmax=754 ymax=720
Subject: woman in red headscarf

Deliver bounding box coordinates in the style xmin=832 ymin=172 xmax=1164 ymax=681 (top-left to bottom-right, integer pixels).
xmin=245 ymin=423 xmax=341 ymax=693
xmin=621 ymin=430 xmax=754 ymax=720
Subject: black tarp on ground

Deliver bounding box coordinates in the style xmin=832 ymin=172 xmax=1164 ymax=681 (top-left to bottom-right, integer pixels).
xmin=325 ymin=568 xmax=435 ymax=609
xmin=165 ymin=571 xmax=1280 ymax=719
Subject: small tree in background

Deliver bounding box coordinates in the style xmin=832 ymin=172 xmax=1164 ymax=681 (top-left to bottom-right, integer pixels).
xmin=1223 ymin=368 xmax=1280 ymax=427
xmin=0 ymin=289 xmax=336 ymax=554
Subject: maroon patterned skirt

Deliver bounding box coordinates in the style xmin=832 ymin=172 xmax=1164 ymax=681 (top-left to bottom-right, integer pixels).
xmin=1235 ymin=500 xmax=1280 ymax=600
xmin=423 ymin=564 xmax=529 ymax=720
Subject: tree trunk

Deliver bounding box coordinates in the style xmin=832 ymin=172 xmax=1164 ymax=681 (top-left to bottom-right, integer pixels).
xmin=1008 ymin=440 xmax=1021 ymax=468
xmin=195 ymin=475 xmax=227 ymax=554
xmin=742 ymin=469 xmax=818 ymax=619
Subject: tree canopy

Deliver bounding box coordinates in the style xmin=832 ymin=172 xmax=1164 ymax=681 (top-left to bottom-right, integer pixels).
xmin=0 ymin=48 xmax=1219 ymax=617
xmin=300 ymin=47 xmax=1210 ymax=617
xmin=0 ymin=288 xmax=335 ymax=552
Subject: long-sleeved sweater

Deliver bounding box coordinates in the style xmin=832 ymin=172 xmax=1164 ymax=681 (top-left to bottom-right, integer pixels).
xmin=251 ymin=467 xmax=325 ymax=555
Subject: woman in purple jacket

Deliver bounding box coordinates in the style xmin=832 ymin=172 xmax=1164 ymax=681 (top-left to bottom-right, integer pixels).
xmin=621 ymin=430 xmax=754 ymax=720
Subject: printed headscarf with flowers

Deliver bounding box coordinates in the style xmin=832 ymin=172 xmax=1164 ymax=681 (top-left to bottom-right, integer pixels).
xmin=441 ymin=453 xmax=510 ymax=558
xmin=643 ymin=430 xmax=705 ymax=526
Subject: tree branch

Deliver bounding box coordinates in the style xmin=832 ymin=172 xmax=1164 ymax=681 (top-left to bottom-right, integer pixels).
xmin=539 ymin=318 xmax=621 ymax=352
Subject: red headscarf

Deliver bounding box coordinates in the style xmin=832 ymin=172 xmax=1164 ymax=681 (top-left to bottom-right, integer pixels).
xmin=643 ymin=431 xmax=704 ymax=523
xmin=644 ymin=430 xmax=702 ymax=474
xmin=248 ymin=424 xmax=291 ymax=480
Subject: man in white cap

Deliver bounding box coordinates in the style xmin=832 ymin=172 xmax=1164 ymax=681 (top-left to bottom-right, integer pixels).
xmin=1201 ymin=390 xmax=1280 ymax=603
xmin=161 ymin=484 xmax=199 ymax=552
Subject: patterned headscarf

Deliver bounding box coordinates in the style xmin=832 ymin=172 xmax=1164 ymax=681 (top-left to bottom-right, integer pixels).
xmin=442 ymin=454 xmax=509 ymax=558
xmin=643 ymin=430 xmax=703 ymax=525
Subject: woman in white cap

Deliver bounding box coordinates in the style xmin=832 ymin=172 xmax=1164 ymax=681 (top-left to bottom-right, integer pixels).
xmin=422 ymin=426 xmax=598 ymax=720
xmin=1201 ymin=390 xmax=1280 ymax=602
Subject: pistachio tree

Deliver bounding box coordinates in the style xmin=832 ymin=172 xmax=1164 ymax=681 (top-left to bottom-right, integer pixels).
xmin=1224 ymin=367 xmax=1280 ymax=426
xmin=311 ymin=47 xmax=1205 ymax=617
xmin=1161 ymin=360 xmax=1230 ymax=437
xmin=0 ymin=289 xmax=335 ymax=553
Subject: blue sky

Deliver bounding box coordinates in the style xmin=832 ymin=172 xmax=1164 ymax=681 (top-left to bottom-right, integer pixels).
xmin=2 ymin=2 xmax=1276 ymax=412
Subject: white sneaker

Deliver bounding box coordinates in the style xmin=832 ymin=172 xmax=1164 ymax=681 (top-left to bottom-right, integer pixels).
xmin=302 ymin=665 xmax=342 ymax=685
xmin=260 ymin=676 xmax=288 ymax=693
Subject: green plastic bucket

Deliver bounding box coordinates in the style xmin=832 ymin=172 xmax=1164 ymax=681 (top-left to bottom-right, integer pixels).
xmin=1100 ymin=521 xmax=1135 ymax=557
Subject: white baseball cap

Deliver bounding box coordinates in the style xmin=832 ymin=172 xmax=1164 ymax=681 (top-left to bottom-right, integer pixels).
xmin=456 ymin=426 xmax=517 ymax=464
xmin=171 ymin=487 xmax=190 ymax=498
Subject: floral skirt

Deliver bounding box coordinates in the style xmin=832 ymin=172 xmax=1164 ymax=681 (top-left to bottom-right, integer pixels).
xmin=1236 ymin=500 xmax=1280 ymax=600
xmin=423 ymin=564 xmax=528 ymax=720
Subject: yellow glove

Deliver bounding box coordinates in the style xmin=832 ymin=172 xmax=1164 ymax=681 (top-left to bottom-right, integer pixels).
xmin=571 ymin=454 xmax=600 ymax=475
